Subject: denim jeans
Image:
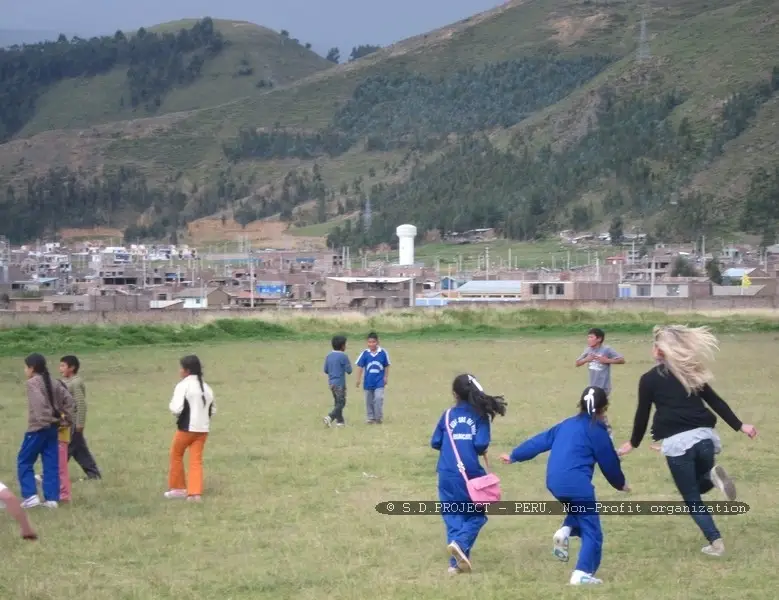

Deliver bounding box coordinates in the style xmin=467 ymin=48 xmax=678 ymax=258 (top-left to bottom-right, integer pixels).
xmin=665 ymin=438 xmax=720 ymax=543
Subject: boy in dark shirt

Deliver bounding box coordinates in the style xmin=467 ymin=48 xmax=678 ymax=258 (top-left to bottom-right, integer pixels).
xmin=323 ymin=336 xmax=352 ymax=427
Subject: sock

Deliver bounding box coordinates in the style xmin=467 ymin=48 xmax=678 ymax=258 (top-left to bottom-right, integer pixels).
xmin=557 ymin=526 xmax=572 ymax=538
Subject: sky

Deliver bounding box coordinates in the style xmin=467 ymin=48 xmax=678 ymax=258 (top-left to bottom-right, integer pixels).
xmin=1 ymin=0 xmax=505 ymax=56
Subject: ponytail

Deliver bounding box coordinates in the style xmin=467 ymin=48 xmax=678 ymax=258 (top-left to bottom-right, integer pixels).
xmin=453 ymin=374 xmax=507 ymax=421
xmin=180 ymin=354 xmax=206 ymax=407
xmin=197 ymin=373 xmax=206 ymax=407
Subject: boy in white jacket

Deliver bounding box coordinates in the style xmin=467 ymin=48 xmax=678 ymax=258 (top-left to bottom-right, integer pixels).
xmin=164 ymin=355 xmax=215 ymax=502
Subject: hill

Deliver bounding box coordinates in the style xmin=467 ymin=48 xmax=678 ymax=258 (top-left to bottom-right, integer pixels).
xmin=1 ymin=1 xmax=779 ymax=249
xmin=1 ymin=18 xmax=332 ymax=140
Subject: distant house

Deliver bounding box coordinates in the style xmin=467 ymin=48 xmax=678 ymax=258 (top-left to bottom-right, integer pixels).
xmin=325 ymin=277 xmax=417 ymax=309
xmin=521 ymin=281 xmax=617 ymax=301
xmin=620 ymin=278 xmax=711 ymax=299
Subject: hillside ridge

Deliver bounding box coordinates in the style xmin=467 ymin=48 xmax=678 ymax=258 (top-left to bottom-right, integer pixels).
xmin=1 ymin=1 xmax=779 ymax=249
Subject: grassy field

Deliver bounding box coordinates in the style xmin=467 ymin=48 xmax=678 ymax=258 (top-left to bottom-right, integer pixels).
xmin=0 ymin=314 xmax=774 ymax=598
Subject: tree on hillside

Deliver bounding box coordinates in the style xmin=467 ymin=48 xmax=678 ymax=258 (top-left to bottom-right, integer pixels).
xmin=326 ymin=47 xmax=340 ymax=63
xmin=349 ymin=45 xmax=380 ymax=61
xmin=705 ymin=257 xmax=723 ymax=284
xmin=671 ymin=256 xmax=698 ymax=277
xmin=609 ymin=216 xmax=623 ymax=245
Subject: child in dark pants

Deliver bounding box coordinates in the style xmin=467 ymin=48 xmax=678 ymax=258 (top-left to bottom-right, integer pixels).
xmin=323 ymin=336 xmax=352 ymax=427
xmin=59 ymin=356 xmax=102 ymax=480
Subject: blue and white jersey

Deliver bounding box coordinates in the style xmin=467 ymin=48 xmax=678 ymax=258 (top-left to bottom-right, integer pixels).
xmin=356 ymin=347 xmax=390 ymax=390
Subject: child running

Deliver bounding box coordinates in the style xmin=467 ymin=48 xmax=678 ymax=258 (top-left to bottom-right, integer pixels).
xmin=165 ymin=355 xmax=215 ymax=502
xmin=618 ymin=325 xmax=758 ymax=557
xmin=18 ymin=353 xmax=75 ymax=509
xmin=355 ymin=332 xmax=390 ymax=424
xmin=323 ymin=335 xmax=352 ymax=427
xmin=431 ymin=374 xmax=507 ymax=575
xmin=500 ymin=386 xmax=629 ymax=585
xmin=0 ymin=482 xmax=38 ymax=539
xmin=575 ymin=328 xmax=625 ymax=436
xmin=60 ymin=355 xmax=102 ymax=480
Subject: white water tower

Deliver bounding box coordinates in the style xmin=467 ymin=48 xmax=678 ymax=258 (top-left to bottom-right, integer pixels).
xmin=396 ymin=224 xmax=417 ymax=266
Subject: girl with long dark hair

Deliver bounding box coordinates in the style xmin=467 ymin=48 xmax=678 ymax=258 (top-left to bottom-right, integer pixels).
xmin=430 ymin=374 xmax=507 ymax=575
xmin=17 ymin=353 xmax=75 ymax=509
xmin=165 ymin=355 xmax=216 ymax=502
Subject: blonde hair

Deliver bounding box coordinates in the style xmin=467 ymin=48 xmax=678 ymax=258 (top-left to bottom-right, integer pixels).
xmin=653 ymin=325 xmax=719 ymax=395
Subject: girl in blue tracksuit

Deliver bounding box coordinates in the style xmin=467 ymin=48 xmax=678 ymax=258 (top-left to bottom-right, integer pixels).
xmin=500 ymin=386 xmax=630 ymax=585
xmin=430 ymin=374 xmax=507 ymax=575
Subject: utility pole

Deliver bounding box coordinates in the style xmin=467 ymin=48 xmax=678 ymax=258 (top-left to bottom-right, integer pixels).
xmin=485 ymin=247 xmax=490 ymax=280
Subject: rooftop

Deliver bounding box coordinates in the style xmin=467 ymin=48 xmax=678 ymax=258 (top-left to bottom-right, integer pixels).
xmin=328 ymin=277 xmax=413 ymax=283
xmin=456 ymin=280 xmax=524 ymax=294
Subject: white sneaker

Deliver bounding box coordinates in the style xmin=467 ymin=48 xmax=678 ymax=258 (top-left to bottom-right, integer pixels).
xmin=553 ymin=531 xmax=570 ymax=562
xmin=21 ymin=495 xmax=41 ymax=509
xmin=43 ymin=501 xmax=58 ymax=508
xmin=323 ymin=416 xmax=332 ymax=427
xmin=164 ymin=489 xmax=187 ymax=499
xmin=710 ymin=465 xmax=736 ymax=501
xmin=447 ymin=566 xmax=462 ymax=576
xmin=702 ymin=539 xmax=725 ymax=556
xmin=570 ymin=570 xmax=602 ymax=585
xmin=447 ymin=541 xmax=472 ymax=573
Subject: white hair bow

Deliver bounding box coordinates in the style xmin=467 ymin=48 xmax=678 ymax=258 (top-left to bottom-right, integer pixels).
xmin=467 ymin=375 xmax=484 ymax=392
xmin=585 ymin=387 xmax=596 ymax=415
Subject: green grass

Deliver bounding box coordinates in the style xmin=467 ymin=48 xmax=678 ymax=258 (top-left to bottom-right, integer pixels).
xmin=1 ymin=308 xmax=779 ymax=357
xmin=0 ymin=322 xmax=774 ymax=598
xmin=16 ymin=20 xmax=333 ymax=138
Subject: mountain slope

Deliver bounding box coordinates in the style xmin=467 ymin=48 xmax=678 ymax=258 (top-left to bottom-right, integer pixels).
xmin=1 ymin=0 xmax=779 ymax=247
xmin=10 ymin=19 xmax=333 ymax=139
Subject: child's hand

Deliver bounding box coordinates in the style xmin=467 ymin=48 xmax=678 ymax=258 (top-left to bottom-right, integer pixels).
xmin=499 ymin=454 xmax=512 ymax=464
xmin=650 ymin=443 xmax=662 ymax=452
xmin=741 ymin=424 xmax=758 ymax=439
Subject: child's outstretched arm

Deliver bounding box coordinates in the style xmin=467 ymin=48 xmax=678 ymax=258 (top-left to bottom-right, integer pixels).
xmin=169 ymin=381 xmax=186 ymax=416
xmin=501 ymin=425 xmax=558 ymax=464
xmin=430 ymin=414 xmax=444 ymax=451
xmin=0 ymin=486 xmax=36 ymax=540
xmin=593 ymin=428 xmax=628 ymax=491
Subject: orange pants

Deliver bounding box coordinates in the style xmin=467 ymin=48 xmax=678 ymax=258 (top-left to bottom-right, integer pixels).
xmin=168 ymin=431 xmax=208 ymax=496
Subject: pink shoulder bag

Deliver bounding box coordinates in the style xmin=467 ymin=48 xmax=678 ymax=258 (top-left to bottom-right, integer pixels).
xmin=445 ymin=408 xmax=502 ymax=503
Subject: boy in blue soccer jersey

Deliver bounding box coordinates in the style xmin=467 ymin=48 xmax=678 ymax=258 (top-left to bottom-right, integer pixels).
xmin=355 ymin=332 xmax=391 ymax=424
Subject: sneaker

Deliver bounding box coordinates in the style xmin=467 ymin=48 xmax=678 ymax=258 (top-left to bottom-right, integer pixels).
xmin=375 ymin=420 xmax=383 ymax=425
xmin=570 ymin=570 xmax=602 ymax=585
xmin=323 ymin=416 xmax=332 ymax=428
xmin=21 ymin=495 xmax=41 ymax=509
xmin=553 ymin=531 xmax=570 ymax=562
xmin=366 ymin=420 xmax=376 ymax=425
xmin=702 ymin=539 xmax=725 ymax=556
xmin=447 ymin=541 xmax=472 ymax=573
xmin=447 ymin=566 xmax=462 ymax=576
xmin=335 ymin=422 xmax=345 ymax=428
xmin=164 ymin=489 xmax=187 ymax=499
xmin=710 ymin=465 xmax=736 ymax=501
xmin=42 ymin=501 xmax=58 ymax=509
xmin=187 ymin=495 xmax=202 ymax=503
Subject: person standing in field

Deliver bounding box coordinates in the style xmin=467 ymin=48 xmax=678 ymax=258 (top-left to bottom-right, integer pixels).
xmin=575 ymin=328 xmax=625 ymax=436
xmin=500 ymin=386 xmax=630 ymax=585
xmin=323 ymin=335 xmax=352 ymax=427
xmin=60 ymin=356 xmax=102 ymax=481
xmin=18 ymin=353 xmax=75 ymax=509
xmin=165 ymin=355 xmax=216 ymax=503
xmin=618 ymin=325 xmax=758 ymax=557
xmin=431 ymin=374 xmax=506 ymax=575
xmin=355 ymin=332 xmax=390 ymax=424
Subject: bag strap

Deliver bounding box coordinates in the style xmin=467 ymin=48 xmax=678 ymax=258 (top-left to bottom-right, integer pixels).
xmin=445 ymin=409 xmax=470 ymax=484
